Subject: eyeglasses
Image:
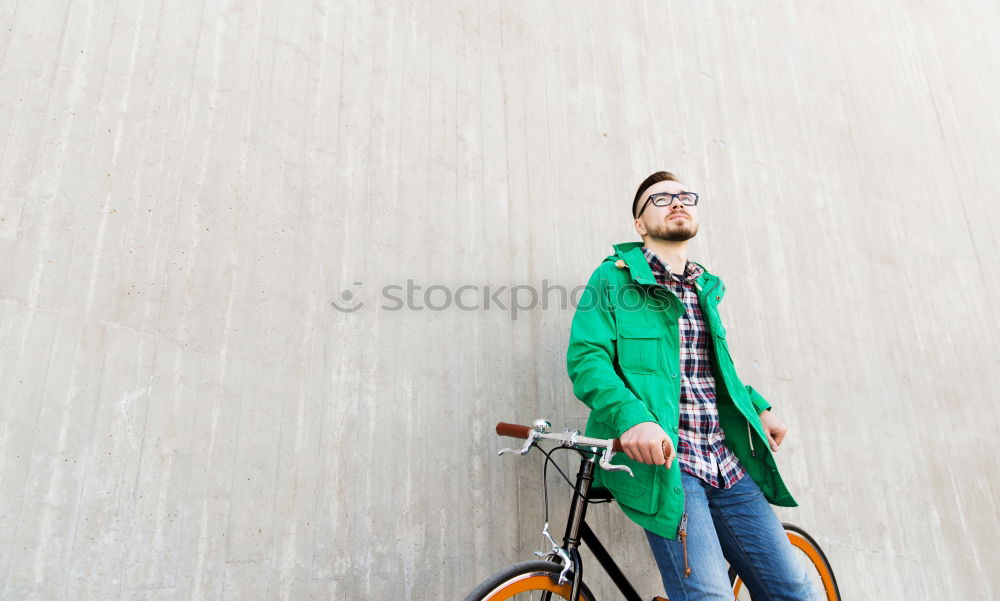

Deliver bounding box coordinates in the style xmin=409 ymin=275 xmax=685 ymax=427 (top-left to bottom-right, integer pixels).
xmin=635 ymin=191 xmax=699 ymax=218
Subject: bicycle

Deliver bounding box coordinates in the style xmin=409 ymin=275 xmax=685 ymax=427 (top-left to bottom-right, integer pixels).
xmin=462 ymin=419 xmax=840 ymax=601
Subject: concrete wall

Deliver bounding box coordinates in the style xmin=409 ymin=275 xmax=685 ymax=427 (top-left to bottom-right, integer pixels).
xmin=2 ymin=1 xmax=998 ymax=599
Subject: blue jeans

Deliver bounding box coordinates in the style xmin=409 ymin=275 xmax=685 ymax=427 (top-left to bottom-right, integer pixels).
xmin=644 ymin=471 xmax=822 ymax=601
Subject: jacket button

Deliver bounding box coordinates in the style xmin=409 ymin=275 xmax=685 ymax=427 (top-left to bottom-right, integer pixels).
xmin=670 ymin=373 xmax=677 ymax=379
xmin=674 ymin=487 xmax=681 ymax=493
xmin=715 ymin=295 xmax=721 ymax=301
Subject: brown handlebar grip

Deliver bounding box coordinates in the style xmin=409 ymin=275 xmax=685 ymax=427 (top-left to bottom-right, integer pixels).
xmin=496 ymin=422 xmax=533 ymax=439
xmin=612 ymin=438 xmax=672 ymax=460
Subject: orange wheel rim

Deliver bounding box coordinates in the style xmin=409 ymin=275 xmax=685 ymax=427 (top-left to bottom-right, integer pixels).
xmin=733 ymin=577 xmax=744 ymax=598
xmin=786 ymin=531 xmax=837 ymax=601
xmin=483 ymin=573 xmax=580 ymax=600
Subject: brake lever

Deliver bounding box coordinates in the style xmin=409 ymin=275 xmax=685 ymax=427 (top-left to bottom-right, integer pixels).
xmin=497 ymin=428 xmax=539 ymax=456
xmin=598 ymin=441 xmax=634 ymax=476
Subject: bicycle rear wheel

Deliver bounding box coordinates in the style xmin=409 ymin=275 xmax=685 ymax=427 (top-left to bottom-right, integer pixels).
xmin=462 ymin=560 xmax=597 ymax=601
xmin=730 ymin=523 xmax=840 ymax=601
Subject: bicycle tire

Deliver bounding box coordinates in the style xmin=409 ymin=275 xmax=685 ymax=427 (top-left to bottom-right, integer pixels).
xmin=462 ymin=560 xmax=597 ymax=601
xmin=729 ymin=523 xmax=841 ymax=601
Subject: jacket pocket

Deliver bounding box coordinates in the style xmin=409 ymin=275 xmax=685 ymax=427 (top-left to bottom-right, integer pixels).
xmin=603 ymin=459 xmax=659 ymax=515
xmin=616 ymin=321 xmax=667 ymax=374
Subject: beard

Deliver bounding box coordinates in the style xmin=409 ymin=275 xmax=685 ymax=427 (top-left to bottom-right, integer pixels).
xmin=646 ymin=218 xmax=699 ymax=242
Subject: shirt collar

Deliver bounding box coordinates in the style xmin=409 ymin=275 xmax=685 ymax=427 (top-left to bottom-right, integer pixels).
xmin=641 ymin=247 xmax=705 ymax=284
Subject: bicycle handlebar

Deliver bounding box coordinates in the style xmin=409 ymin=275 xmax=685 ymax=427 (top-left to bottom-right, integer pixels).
xmin=496 ymin=421 xmax=668 ymax=457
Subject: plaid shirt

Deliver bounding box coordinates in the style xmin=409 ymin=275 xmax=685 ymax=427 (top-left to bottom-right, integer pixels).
xmin=642 ymin=247 xmax=746 ymax=488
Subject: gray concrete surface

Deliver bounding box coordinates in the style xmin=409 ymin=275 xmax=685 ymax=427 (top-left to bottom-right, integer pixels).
xmin=1 ymin=0 xmax=998 ymax=599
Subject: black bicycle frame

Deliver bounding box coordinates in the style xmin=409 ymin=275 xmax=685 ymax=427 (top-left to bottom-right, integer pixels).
xmin=554 ymin=454 xmax=644 ymax=601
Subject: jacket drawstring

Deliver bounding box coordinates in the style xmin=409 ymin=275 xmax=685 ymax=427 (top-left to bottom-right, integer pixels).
xmin=748 ymin=421 xmax=755 ymax=457
xmin=678 ymin=512 xmax=691 ymax=577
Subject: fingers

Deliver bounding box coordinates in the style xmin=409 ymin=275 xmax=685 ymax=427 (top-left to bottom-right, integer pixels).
xmin=628 ymin=443 xmax=646 ymax=464
xmin=623 ymin=438 xmax=668 ymax=465
xmin=760 ymin=412 xmax=788 ymax=450
xmin=627 ymin=440 xmax=664 ymax=465
xmin=620 ymin=422 xmax=670 ymax=466
xmin=771 ymin=427 xmax=786 ymax=448
xmin=622 ymin=444 xmax=639 ymax=463
xmin=622 ymin=441 xmax=646 ymax=464
xmin=768 ymin=423 xmax=788 ymax=450
xmin=649 ymin=439 xmax=666 ymax=465
xmin=623 ymin=442 xmax=639 ymax=463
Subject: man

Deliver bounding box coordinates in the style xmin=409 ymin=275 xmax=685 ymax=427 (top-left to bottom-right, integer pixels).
xmin=566 ymin=171 xmax=820 ymax=601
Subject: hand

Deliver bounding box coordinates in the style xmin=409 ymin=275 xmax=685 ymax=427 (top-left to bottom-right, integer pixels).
xmin=759 ymin=410 xmax=788 ymax=451
xmin=620 ymin=422 xmax=675 ymax=467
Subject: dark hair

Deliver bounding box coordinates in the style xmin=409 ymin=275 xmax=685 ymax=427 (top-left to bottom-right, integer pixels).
xmin=632 ymin=171 xmax=681 ymax=218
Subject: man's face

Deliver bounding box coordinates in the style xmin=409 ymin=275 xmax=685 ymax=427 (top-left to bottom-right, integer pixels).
xmin=634 ymin=179 xmax=699 ymax=242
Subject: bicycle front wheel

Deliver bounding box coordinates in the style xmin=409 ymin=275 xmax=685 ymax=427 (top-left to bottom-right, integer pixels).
xmin=730 ymin=523 xmax=841 ymax=601
xmin=462 ymin=560 xmax=597 ymax=601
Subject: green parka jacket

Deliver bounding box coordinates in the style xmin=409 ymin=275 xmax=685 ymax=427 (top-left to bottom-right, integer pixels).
xmin=566 ymin=242 xmax=797 ymax=540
